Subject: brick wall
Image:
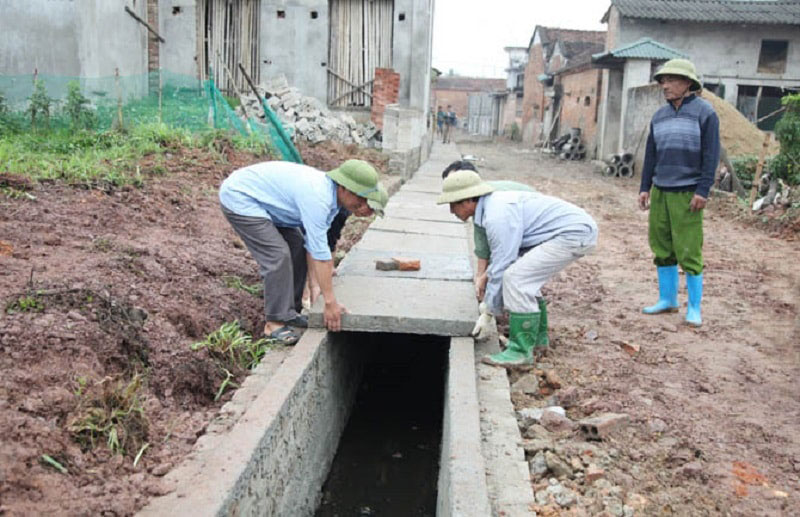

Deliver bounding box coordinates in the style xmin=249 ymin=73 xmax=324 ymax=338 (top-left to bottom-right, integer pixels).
xmin=147 ymin=0 xmax=159 ymax=93
xmin=558 ymin=68 xmax=603 ymax=154
xmin=431 ymin=90 xmax=470 ymax=121
xmin=521 ymin=44 xmax=546 ymax=143
xmin=371 ymin=68 xmax=400 ymax=129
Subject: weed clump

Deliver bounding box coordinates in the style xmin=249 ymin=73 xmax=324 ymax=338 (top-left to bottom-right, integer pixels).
xmin=68 ymin=374 xmax=149 ymax=457
xmin=191 ymin=320 xmax=275 ymax=400
xmin=222 ymin=275 xmax=262 ymax=296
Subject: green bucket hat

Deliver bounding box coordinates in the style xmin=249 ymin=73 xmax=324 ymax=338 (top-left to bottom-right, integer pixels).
xmin=436 ymin=170 xmax=495 ymax=204
xmin=654 ymin=58 xmax=701 ymax=91
xmin=366 ymin=184 xmax=388 ymax=217
xmin=327 ymin=159 xmax=380 ymax=199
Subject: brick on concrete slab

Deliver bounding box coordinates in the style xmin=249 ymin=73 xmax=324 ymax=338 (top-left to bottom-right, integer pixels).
xmin=308 ymin=276 xmax=477 ymax=336
xmin=336 ymin=249 xmax=472 ymax=281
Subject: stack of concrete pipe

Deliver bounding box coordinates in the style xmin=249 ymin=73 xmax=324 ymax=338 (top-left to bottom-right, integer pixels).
xmin=556 ymin=129 xmax=586 ymax=161
xmin=602 ymin=152 xmax=635 ymax=177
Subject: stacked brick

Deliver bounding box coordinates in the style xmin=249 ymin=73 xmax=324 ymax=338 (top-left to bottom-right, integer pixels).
xmin=371 ymin=68 xmax=400 ymax=130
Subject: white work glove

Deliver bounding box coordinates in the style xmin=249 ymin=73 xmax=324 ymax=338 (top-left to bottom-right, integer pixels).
xmin=470 ymin=302 xmax=495 ymax=340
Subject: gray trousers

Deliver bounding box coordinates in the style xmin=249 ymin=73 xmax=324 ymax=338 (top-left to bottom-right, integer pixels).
xmin=222 ymin=206 xmax=307 ymax=322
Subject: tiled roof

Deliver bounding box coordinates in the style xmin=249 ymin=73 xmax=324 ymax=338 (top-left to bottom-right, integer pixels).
xmin=528 ymin=25 xmax=606 ymax=55
xmin=606 ymin=0 xmax=800 ymax=25
xmin=433 ymin=77 xmax=506 ymax=91
xmin=592 ymin=38 xmax=688 ymax=65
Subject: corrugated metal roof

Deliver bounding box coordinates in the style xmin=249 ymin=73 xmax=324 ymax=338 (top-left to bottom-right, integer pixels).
xmin=611 ymin=0 xmax=800 ymax=25
xmin=592 ymin=38 xmax=688 ymax=66
xmin=611 ymin=38 xmax=687 ymax=59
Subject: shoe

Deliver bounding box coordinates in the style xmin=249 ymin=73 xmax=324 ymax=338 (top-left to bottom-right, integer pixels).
xmin=482 ymin=312 xmax=540 ymax=367
xmin=536 ymin=298 xmax=549 ymax=347
xmin=685 ymin=273 xmax=703 ymax=327
xmin=643 ymin=265 xmax=679 ymax=314
xmin=283 ymin=314 xmax=308 ymax=328
xmin=265 ymin=325 xmax=300 ymax=346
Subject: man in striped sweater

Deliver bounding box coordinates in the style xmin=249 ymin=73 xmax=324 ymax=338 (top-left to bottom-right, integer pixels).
xmin=638 ymin=59 xmax=720 ymax=327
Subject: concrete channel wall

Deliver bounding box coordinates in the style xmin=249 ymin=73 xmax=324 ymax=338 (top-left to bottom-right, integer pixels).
xmin=139 ymin=330 xmax=362 ymax=516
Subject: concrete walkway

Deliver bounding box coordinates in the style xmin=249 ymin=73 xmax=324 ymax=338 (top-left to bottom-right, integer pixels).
xmin=310 ymin=142 xmax=477 ymax=336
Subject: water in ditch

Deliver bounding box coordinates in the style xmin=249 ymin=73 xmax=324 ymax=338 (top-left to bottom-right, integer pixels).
xmin=316 ymin=333 xmax=448 ymax=517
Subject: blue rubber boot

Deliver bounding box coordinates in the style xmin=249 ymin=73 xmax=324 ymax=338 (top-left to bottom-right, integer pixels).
xmin=685 ymin=273 xmax=703 ymax=327
xmin=642 ymin=265 xmax=679 ymax=314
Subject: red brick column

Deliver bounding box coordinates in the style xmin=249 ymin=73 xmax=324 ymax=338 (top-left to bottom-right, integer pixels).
xmin=147 ymin=0 xmax=160 ymax=94
xmin=371 ymin=68 xmax=400 ymax=129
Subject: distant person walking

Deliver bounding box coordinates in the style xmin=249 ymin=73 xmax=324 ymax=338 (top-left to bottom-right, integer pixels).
xmin=436 ymin=106 xmax=445 ymax=137
xmin=442 ymin=105 xmax=456 ymax=144
xmin=638 ymin=59 xmax=720 ymax=327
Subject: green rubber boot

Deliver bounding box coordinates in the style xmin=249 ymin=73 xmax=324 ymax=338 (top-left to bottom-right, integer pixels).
xmin=483 ymin=312 xmax=540 ymax=367
xmin=536 ymin=298 xmax=549 ymax=347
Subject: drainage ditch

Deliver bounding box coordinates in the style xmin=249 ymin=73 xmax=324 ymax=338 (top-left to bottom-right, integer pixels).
xmin=139 ymin=330 xmax=490 ymax=517
xmin=316 ymin=333 xmax=448 ymax=516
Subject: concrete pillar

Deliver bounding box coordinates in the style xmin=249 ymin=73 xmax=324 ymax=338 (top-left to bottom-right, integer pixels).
xmin=598 ymin=68 xmax=623 ymax=158
xmin=618 ymin=59 xmax=652 ymax=153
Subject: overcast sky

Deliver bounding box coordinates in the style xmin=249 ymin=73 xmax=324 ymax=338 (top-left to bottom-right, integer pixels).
xmin=432 ymin=0 xmax=610 ymax=78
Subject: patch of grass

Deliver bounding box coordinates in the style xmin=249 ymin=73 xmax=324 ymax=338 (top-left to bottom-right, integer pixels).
xmin=40 ymin=454 xmax=69 ymax=474
xmin=222 ymin=275 xmax=262 ymax=297
xmin=92 ymin=237 xmax=114 ymax=253
xmin=0 ymin=186 xmax=35 ymax=200
xmin=191 ymin=321 xmax=275 ymax=400
xmin=68 ymin=374 xmax=149 ymax=457
xmin=5 ymin=293 xmax=44 ymax=314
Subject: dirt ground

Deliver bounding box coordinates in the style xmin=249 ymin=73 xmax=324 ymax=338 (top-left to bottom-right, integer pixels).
xmin=0 ymin=141 xmax=387 ymax=515
xmin=1 ymin=134 xmax=798 ymax=516
xmin=456 ymin=138 xmax=799 ymax=516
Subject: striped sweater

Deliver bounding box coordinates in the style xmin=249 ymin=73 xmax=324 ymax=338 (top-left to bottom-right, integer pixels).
xmin=640 ymin=94 xmax=720 ymax=199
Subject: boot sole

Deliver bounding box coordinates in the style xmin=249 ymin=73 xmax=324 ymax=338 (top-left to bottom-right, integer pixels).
xmin=642 ymin=308 xmax=679 ymax=314
xmin=481 ymin=357 xmax=534 ymax=368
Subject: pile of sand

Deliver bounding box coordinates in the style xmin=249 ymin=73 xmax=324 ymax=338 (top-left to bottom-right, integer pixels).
xmin=700 ymin=90 xmax=780 ymax=157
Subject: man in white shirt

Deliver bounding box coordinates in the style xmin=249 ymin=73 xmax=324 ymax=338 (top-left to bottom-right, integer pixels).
xmin=219 ymin=159 xmax=385 ymax=344
xmin=438 ymin=170 xmax=597 ymax=367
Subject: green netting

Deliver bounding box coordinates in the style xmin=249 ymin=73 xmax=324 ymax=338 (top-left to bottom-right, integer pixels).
xmin=0 ymin=69 xmax=302 ymax=163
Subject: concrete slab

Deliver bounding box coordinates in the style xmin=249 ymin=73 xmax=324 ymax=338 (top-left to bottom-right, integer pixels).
xmin=335 ymin=249 xmax=473 ymax=281
xmin=389 ymin=190 xmax=441 ymax=204
xmin=370 ymin=218 xmax=467 ymax=238
xmin=383 ymin=204 xmax=456 ymax=223
xmin=401 ymin=179 xmax=443 ymax=193
xmin=355 ymin=230 xmax=468 ymax=255
xmin=309 ymin=276 xmax=477 ymax=336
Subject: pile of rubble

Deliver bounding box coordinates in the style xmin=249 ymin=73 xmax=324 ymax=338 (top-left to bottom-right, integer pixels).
xmin=510 ymin=368 xmax=650 ymax=515
xmin=236 ymin=75 xmax=379 ymax=147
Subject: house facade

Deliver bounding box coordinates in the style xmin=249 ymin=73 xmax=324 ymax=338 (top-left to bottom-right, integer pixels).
xmin=596 ymin=0 xmax=800 ymax=156
xmin=431 ymin=76 xmax=506 ymax=125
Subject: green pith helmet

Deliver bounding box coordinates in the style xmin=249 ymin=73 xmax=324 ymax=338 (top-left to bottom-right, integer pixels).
xmin=367 ymin=184 xmax=388 ymax=217
xmin=436 ymin=169 xmax=495 ymax=204
xmin=654 ymin=58 xmax=701 ymax=91
xmin=327 ymin=159 xmax=381 ymax=199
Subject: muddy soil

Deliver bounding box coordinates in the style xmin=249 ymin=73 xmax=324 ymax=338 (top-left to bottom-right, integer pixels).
xmin=456 ymin=138 xmax=799 ymax=516
xmin=0 ymin=141 xmax=388 ymax=515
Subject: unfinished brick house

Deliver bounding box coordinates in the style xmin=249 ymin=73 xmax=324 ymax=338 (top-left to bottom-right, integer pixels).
xmin=520 ymin=26 xmax=606 ymax=151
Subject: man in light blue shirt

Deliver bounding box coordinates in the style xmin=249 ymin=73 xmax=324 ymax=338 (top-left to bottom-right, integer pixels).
xmin=438 ymin=170 xmax=597 ymax=367
xmin=220 ymin=159 xmax=385 ymax=344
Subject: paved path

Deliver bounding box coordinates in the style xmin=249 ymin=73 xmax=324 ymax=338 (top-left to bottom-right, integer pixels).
xmin=310 ymin=142 xmax=478 ymax=335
